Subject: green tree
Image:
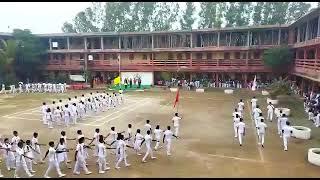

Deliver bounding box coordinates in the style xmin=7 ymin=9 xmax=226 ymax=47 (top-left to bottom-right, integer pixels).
xmin=234 ymin=2 xmax=253 ymax=26
xmin=61 ymin=22 xmax=77 ymax=33
xmin=262 ymin=46 xmax=294 ymax=73
xmin=0 ymin=39 xmax=17 ymax=84
xmin=180 ymin=2 xmax=195 ymax=30
xmin=225 ymin=3 xmax=237 ymax=27
xmin=151 ymin=2 xmax=179 ymax=31
xmin=287 ymin=2 xmax=311 ymax=23
xmin=12 ymin=29 xmax=47 ymax=82
xmin=253 ymin=2 xmax=264 ymax=25
xmin=199 ymin=2 xmax=226 ymax=28
xmin=138 ymin=2 xmax=155 ymax=31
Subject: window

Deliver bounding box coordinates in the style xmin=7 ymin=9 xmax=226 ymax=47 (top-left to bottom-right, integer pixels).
xmin=253 ymin=51 xmax=260 ymax=59
xmin=207 ymin=53 xmax=212 ymax=59
xmin=53 ymin=54 xmax=58 ymax=60
xmin=143 ymin=54 xmax=147 ymax=60
xmin=298 ymin=50 xmax=304 ymax=59
xmin=129 ymin=53 xmax=134 ymax=60
xmin=307 ymin=49 xmax=315 ymax=59
xmin=185 ymin=53 xmax=191 ymax=59
xmin=112 ymin=54 xmax=117 ymax=60
xmin=196 ymin=53 xmax=202 ymax=59
xmin=104 ymin=54 xmax=110 ymax=60
xmin=235 ymin=52 xmax=240 ymax=59
xmin=177 ymin=53 xmax=182 ymax=60
xmin=80 ymin=54 xmax=84 ymax=60
xmin=224 ymin=52 xmax=230 ymax=59
xmin=241 ymin=53 xmax=247 ymax=59
xmin=168 ymin=53 xmax=174 ymax=60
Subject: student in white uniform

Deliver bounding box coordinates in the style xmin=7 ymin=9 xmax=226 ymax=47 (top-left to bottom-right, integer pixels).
xmin=144 ymin=120 xmax=152 ymax=134
xmin=24 ymin=140 xmax=36 ymax=173
xmin=172 ymin=113 xmax=182 ymax=137
xmin=134 ymin=129 xmax=143 ymax=156
xmin=14 ymin=141 xmax=34 ymax=178
xmin=11 ymin=131 xmax=21 ymax=151
xmin=277 ymin=110 xmax=283 ymax=135
xmin=141 ymin=130 xmax=156 ymax=163
xmin=126 ymin=124 xmax=133 ymax=146
xmin=315 ymin=112 xmax=320 ymax=127
xmin=279 ymin=114 xmax=288 ymax=137
xmin=41 ymin=102 xmax=48 ymax=124
xmin=60 ymin=131 xmax=75 ymax=163
xmin=46 ymin=108 xmax=54 ymax=129
xmin=105 ymin=127 xmax=122 ymax=154
xmin=238 ymin=99 xmax=245 ymax=117
xmin=56 ymin=138 xmax=71 ymax=170
xmin=97 ymin=137 xmax=111 ymax=174
xmin=251 ymin=96 xmax=258 ymax=112
xmin=256 ymin=118 xmax=267 ymax=147
xmin=88 ymin=128 xmax=100 ymax=157
xmin=63 ymin=105 xmax=71 ymax=127
xmin=73 ymin=137 xmax=92 ymax=175
xmin=31 ymin=132 xmax=44 ymax=164
xmin=253 ymin=105 xmax=262 ymax=126
xmin=54 ymin=106 xmax=63 ymax=126
xmin=115 ymin=134 xmax=130 ymax=170
xmin=43 ymin=141 xmax=66 ymax=178
xmin=235 ymin=118 xmax=246 ymax=146
xmin=266 ymin=102 xmax=275 ymax=122
xmin=282 ymin=121 xmax=294 ymax=151
xmin=3 ymin=138 xmax=15 ymax=171
xmin=232 ymin=108 xmax=241 ymax=118
xmin=233 ymin=114 xmax=241 ymax=138
xmin=163 ymin=126 xmax=178 ymax=156
xmin=154 ymin=125 xmax=163 ymax=150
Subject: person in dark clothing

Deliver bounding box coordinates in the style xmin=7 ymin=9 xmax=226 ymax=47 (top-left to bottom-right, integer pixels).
xmin=129 ymin=78 xmax=132 ymax=88
xmin=138 ymin=78 xmax=141 ymax=89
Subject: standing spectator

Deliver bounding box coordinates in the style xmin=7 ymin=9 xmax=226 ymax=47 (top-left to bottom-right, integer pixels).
xmin=129 ymin=78 xmax=132 ymax=88
xmin=138 ymin=78 xmax=142 ymax=89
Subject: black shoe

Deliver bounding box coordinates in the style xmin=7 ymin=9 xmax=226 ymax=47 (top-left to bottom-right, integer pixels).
xmin=262 ymin=145 xmax=264 ymax=148
xmin=240 ymin=144 xmax=242 ymax=146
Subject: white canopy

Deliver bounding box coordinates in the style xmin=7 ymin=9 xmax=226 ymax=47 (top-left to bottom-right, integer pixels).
xmin=69 ymin=75 xmax=85 ymax=82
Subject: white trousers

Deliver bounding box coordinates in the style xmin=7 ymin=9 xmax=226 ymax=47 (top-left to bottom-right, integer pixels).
xmin=64 ymin=116 xmax=70 ymax=127
xmin=14 ymin=161 xmax=32 ymax=177
xmin=233 ymin=125 xmax=238 ymax=137
xmin=44 ymin=160 xmax=63 ymax=177
xmin=115 ymin=152 xmax=128 ymax=167
xmin=142 ymin=146 xmax=154 ymax=161
xmin=283 ymin=136 xmax=290 ymax=150
xmin=154 ymin=139 xmax=160 ymax=150
xmin=174 ymin=126 xmax=179 ymax=137
xmin=98 ymin=156 xmax=108 ymax=171
xmin=238 ymin=132 xmax=244 ymax=145
xmin=277 ymin=120 xmax=281 ymax=135
xmin=258 ymin=133 xmax=265 ymax=145
xmin=73 ymin=158 xmax=89 ymax=174
xmin=267 ymin=110 xmax=273 ymax=121
xmin=26 ymin=158 xmax=34 ymax=172
xmin=165 ymin=139 xmax=172 ymax=155
xmin=5 ymin=153 xmax=15 ymax=169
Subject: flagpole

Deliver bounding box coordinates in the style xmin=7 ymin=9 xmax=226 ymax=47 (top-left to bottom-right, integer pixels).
xmin=177 ymin=86 xmax=180 ymax=113
xmin=118 ymin=53 xmax=121 ymax=89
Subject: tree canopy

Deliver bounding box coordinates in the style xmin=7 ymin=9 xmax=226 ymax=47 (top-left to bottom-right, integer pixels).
xmin=62 ymin=2 xmax=312 ymax=33
xmin=262 ymin=46 xmax=294 ymax=73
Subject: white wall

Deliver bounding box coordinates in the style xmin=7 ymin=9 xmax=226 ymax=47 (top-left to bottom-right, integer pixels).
xmin=121 ymin=72 xmax=154 ymax=85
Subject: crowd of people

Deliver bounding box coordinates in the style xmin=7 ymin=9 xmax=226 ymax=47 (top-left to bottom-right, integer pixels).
xmin=232 ymin=97 xmax=295 ymax=151
xmin=304 ymin=92 xmax=320 ymax=127
xmin=0 ymin=91 xmax=182 ymax=178
xmin=0 ymin=82 xmax=67 ymax=94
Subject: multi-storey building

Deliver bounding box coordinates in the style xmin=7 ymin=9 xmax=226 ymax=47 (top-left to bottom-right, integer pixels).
xmin=0 ymin=8 xmax=319 ymax=93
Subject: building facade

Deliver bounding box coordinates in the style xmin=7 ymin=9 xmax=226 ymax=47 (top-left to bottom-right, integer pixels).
xmin=0 ymin=8 xmax=319 ymax=92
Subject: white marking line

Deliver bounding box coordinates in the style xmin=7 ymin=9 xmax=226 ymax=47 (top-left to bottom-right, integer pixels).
xmin=76 ymin=122 xmax=101 ymax=127
xmin=208 ymin=153 xmax=263 ymax=163
xmin=88 ymin=98 xmax=148 ymax=125
xmin=97 ymin=100 xmax=152 ymax=126
xmin=5 ymin=116 xmax=39 ymax=121
xmin=246 ymin=100 xmax=264 ymax=162
xmin=2 ymin=106 xmax=39 ymax=118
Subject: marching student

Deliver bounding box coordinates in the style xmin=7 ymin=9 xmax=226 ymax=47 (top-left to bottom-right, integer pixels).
xmin=71 ymin=103 xmax=78 ymax=124
xmin=57 ymin=100 xmax=63 ymax=111
xmin=172 ymin=113 xmax=182 ymax=137
xmin=88 ymin=128 xmax=100 ymax=157
xmin=163 ymin=126 xmax=178 ymax=156
xmin=2 ymin=138 xmax=15 ymax=171
xmin=235 ymin=118 xmax=246 ymax=146
xmin=233 ymin=114 xmax=241 ymax=138
xmin=251 ymin=96 xmax=258 ymax=112
xmin=105 ymin=127 xmax=123 ymax=154
xmin=315 ymin=112 xmax=320 ymax=127
xmin=60 ymin=131 xmax=76 ymax=163
xmin=53 ymin=106 xmax=63 ymax=126
xmin=63 ymin=105 xmax=71 ymax=127
xmin=31 ymin=132 xmax=45 ymax=164
xmin=232 ymin=108 xmax=241 ymax=118
xmin=133 ymin=129 xmax=143 ymax=156
xmin=96 ymin=136 xmax=111 ymax=174
xmin=73 ymin=137 xmax=92 ymax=175
xmin=43 ymin=141 xmax=66 ymax=178
xmin=144 ymin=120 xmax=152 ymax=134
xmin=141 ymin=130 xmax=156 ymax=163
xmin=238 ymin=99 xmax=245 ymax=117
xmin=46 ymin=108 xmax=54 ymax=129
xmin=24 ymin=140 xmax=36 ymax=173
xmin=76 ymin=130 xmax=91 ymax=161
xmin=41 ymin=102 xmax=48 ymax=124
xmin=14 ymin=141 xmax=34 ymax=178
xmin=126 ymin=124 xmax=133 ymax=146
xmin=267 ymin=102 xmax=275 ymax=122
xmin=282 ymin=121 xmax=294 ymax=151
xmin=115 ymin=134 xmax=130 ymax=170
xmin=253 ymin=105 xmax=262 ymax=126
xmin=279 ymin=114 xmax=288 ymax=138
xmin=256 ymin=118 xmax=267 ymax=148
xmin=277 ymin=110 xmax=283 ymax=135
xmin=11 ymin=131 xmax=21 ymax=151
xmin=56 ymin=138 xmax=71 ymax=170
xmin=154 ymin=125 xmax=163 ymax=150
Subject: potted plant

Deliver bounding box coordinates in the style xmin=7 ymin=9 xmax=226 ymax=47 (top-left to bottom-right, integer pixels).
xmin=267 ymin=79 xmax=291 ymax=105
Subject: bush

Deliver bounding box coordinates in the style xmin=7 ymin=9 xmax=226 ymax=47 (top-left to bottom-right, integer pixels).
xmin=268 ymin=79 xmax=292 ymax=99
xmin=160 ymin=72 xmax=171 ymax=81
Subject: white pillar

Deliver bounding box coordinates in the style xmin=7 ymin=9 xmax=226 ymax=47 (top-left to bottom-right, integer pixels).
xmin=278 ymin=28 xmax=281 ymax=45
xmin=84 ymin=37 xmax=87 ymax=50
xmin=190 ymin=33 xmax=193 ymax=48
xmin=247 ymin=31 xmax=250 ymax=47
xmin=217 ymin=32 xmax=220 ymax=47
xmin=306 ymin=21 xmax=309 ymax=41
xmin=118 ymin=36 xmax=121 ymax=49
xmin=152 ymin=35 xmax=154 ymax=49
xmin=101 ymin=37 xmax=104 ymax=50
xmin=67 ymin=37 xmax=70 ymax=50
xmin=297 ymin=27 xmax=300 ymax=43
xmin=317 ymin=16 xmax=320 ymax=37
xmin=49 ymin=38 xmax=52 ymax=50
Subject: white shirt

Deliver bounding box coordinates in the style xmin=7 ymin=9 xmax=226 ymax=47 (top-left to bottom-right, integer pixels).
xmin=127 ymin=128 xmax=132 ymax=138
xmin=154 ymin=129 xmax=162 ymax=140
xmin=238 ymin=102 xmax=244 ymax=111
xmin=24 ymin=145 xmax=33 ymax=158
xmin=15 ymin=147 xmax=25 ymax=163
xmin=11 ymin=136 xmax=20 ymax=148
xmin=172 ymin=116 xmax=181 ymax=127
xmin=232 ymin=112 xmax=241 ymax=118
xmin=164 ymin=130 xmax=173 ymax=141
xmin=135 ymin=133 xmax=143 ymax=142
xmin=236 ymin=122 xmax=246 ymax=133
xmin=144 ymin=134 xmax=152 ymax=148
xmin=267 ymin=104 xmax=274 ymax=112
xmin=282 ymin=126 xmax=293 ymax=137
xmin=97 ymin=143 xmax=106 ymax=157
xmin=256 ymin=122 xmax=267 ymax=134
xmin=116 ymin=140 xmax=125 ymax=155
xmin=48 ymin=147 xmax=57 ymax=162
xmin=110 ymin=130 xmax=117 ymax=141
xmin=41 ymin=105 xmax=48 ymax=114
xmin=253 ymin=108 xmax=262 ymax=118
xmin=280 ymin=117 xmax=288 ymax=127
xmin=251 ymin=98 xmax=258 ymax=106
xmin=76 ymin=143 xmax=84 ymax=160
xmin=233 ymin=117 xmax=240 ymax=125
xmin=93 ymin=132 xmax=100 ymax=145
xmin=144 ymin=124 xmax=152 ymax=132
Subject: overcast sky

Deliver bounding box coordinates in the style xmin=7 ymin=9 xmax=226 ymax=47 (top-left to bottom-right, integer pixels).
xmin=0 ymin=2 xmax=317 ymax=34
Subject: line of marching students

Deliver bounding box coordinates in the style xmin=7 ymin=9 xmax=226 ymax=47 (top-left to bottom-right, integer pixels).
xmin=0 ymin=113 xmax=182 ymax=178
xmin=40 ymin=91 xmax=124 ymax=128
xmin=232 ymin=97 xmax=295 ymax=151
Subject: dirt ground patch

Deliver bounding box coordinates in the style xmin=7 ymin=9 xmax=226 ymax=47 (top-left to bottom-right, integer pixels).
xmin=0 ymin=89 xmax=319 ymax=177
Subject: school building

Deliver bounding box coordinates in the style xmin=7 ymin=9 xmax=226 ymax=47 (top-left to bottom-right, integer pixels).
xmin=0 ymin=8 xmax=319 ymax=92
